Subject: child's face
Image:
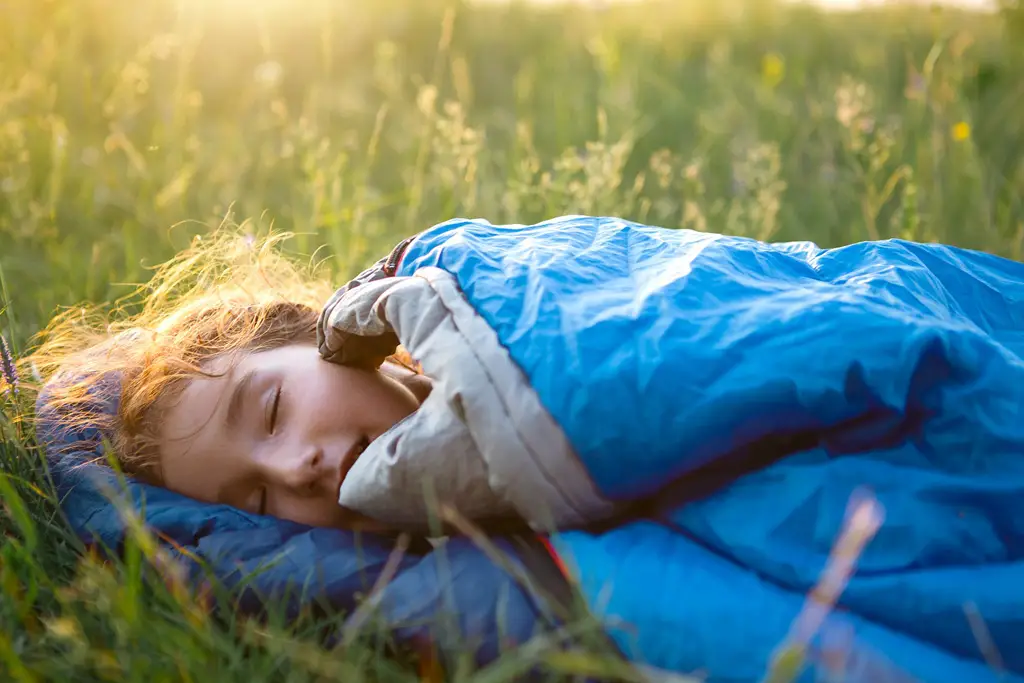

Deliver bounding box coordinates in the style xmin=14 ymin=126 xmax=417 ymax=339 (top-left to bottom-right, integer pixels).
xmin=157 ymin=344 xmax=420 ymax=529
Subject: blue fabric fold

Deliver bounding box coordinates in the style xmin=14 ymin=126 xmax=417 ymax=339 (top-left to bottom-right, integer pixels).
xmin=402 ymin=216 xmax=1024 ymax=681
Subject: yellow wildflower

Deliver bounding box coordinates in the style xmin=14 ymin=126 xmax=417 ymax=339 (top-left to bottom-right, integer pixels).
xmin=952 ymin=121 xmax=971 ymax=142
xmin=45 ymin=616 xmax=81 ymax=641
xmin=762 ymin=53 xmax=785 ymax=89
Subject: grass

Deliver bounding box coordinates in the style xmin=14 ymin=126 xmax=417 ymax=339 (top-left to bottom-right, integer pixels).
xmin=1 ymin=0 xmax=1023 ymax=679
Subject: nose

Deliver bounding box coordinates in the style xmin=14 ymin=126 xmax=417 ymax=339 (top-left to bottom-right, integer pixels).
xmin=271 ymin=443 xmax=331 ymax=493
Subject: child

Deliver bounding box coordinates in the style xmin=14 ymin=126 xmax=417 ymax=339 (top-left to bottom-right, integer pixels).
xmin=31 ymin=231 xmax=431 ymax=530
xmin=29 ymin=215 xmax=1024 ymax=682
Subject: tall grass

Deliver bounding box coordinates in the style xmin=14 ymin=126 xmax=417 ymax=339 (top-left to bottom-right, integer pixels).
xmin=1 ymin=0 xmax=1023 ymax=679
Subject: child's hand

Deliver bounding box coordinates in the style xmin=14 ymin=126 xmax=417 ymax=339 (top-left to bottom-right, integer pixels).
xmin=317 ymin=275 xmax=407 ymax=369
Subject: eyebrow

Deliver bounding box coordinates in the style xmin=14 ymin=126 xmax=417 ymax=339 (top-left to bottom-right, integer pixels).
xmin=225 ymin=368 xmax=256 ymax=430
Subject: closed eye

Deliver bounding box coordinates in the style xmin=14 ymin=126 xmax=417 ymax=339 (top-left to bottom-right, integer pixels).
xmin=266 ymin=387 xmax=282 ymax=433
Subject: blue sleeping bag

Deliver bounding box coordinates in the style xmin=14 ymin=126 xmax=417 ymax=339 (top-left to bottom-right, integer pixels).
xmin=39 ymin=216 xmax=1024 ymax=682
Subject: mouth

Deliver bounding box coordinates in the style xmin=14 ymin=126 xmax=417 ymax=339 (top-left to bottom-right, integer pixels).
xmin=336 ymin=436 xmax=369 ymax=500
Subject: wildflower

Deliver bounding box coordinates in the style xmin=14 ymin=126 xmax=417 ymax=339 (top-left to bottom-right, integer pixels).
xmin=762 ymin=52 xmax=785 ymax=89
xmin=44 ymin=616 xmax=82 ymax=641
xmin=952 ymin=121 xmax=971 ymax=142
xmin=0 ymin=333 xmax=18 ymax=398
xmin=417 ymin=85 xmax=438 ymax=117
xmin=253 ymin=60 xmax=283 ymax=88
xmin=905 ymin=68 xmax=927 ymax=101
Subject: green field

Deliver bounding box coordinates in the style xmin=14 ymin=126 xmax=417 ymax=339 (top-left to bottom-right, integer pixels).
xmin=2 ymin=0 xmax=1023 ymax=679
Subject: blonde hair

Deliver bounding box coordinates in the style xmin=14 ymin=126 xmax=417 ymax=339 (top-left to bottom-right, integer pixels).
xmin=29 ymin=230 xmax=409 ymax=484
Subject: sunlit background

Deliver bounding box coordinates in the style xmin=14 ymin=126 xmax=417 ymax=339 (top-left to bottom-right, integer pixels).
xmin=478 ymin=0 xmax=997 ymax=7
xmin=3 ymin=0 xmax=1022 ymax=344
xmin=2 ymin=0 xmax=1024 ymax=679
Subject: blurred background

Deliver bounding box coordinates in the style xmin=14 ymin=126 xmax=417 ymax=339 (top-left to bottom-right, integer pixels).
xmin=2 ymin=0 xmax=1023 ymax=348
xmin=1 ymin=1 xmax=1023 ymax=679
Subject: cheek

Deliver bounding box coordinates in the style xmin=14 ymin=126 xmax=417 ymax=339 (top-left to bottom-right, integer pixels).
xmin=310 ymin=368 xmax=418 ymax=426
xmin=297 ymin=367 xmax=358 ymax=415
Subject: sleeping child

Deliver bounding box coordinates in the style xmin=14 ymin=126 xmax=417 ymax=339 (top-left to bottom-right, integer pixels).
xmin=30 ymin=216 xmax=1024 ymax=683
